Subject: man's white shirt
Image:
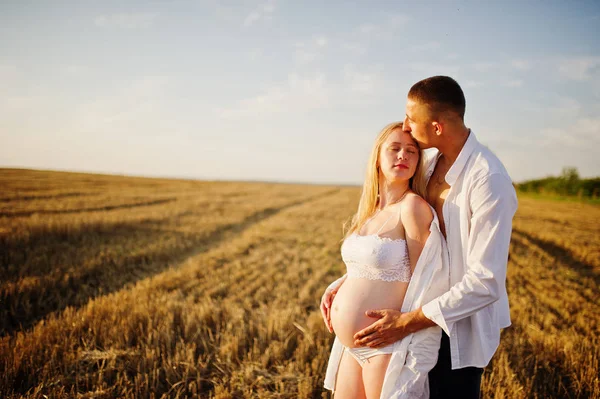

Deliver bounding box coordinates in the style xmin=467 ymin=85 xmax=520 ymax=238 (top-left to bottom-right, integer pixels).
xmin=421 ymin=130 xmax=518 ymax=369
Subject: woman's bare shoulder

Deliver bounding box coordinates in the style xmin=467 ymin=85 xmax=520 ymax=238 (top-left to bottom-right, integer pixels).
xmin=401 ymin=192 xmax=433 ymax=231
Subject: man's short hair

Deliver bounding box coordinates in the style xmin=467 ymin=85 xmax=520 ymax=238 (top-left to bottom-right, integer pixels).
xmin=408 ymin=76 xmax=466 ymax=120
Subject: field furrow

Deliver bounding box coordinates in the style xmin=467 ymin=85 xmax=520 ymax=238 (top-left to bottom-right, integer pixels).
xmin=0 ymin=170 xmax=338 ymax=336
xmin=1 ymin=170 xmax=598 ymax=398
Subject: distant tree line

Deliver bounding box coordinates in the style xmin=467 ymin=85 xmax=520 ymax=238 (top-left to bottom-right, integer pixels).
xmin=516 ymin=167 xmax=600 ymax=199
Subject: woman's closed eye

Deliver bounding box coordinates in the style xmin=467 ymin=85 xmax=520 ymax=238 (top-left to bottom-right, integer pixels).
xmin=390 ymin=148 xmax=416 ymax=156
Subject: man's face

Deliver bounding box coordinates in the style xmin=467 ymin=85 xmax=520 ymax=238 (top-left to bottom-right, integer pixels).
xmin=403 ymin=98 xmax=436 ymax=149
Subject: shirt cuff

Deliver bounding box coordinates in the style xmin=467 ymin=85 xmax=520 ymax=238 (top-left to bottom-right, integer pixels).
xmin=422 ymin=299 xmax=452 ymax=337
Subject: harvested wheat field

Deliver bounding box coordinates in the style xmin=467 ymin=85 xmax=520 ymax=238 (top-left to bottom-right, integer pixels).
xmin=1 ymin=168 xmax=598 ymax=398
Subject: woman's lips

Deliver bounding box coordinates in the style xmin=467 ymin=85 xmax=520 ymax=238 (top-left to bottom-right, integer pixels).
xmin=394 ymin=164 xmax=409 ymax=169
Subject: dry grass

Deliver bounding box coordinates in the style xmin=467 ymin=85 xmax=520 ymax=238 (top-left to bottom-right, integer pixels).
xmin=0 ymin=168 xmax=598 ymax=398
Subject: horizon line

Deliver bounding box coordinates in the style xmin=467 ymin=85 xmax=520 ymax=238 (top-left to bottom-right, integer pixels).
xmin=0 ymin=166 xmax=362 ymax=188
xmin=1 ymin=166 xmax=597 ymax=187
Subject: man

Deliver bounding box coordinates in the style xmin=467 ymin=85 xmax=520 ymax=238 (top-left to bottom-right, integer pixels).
xmin=321 ymin=76 xmax=517 ymax=398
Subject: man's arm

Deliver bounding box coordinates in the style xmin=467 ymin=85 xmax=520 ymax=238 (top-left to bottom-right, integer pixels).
xmin=421 ymin=173 xmax=517 ymax=335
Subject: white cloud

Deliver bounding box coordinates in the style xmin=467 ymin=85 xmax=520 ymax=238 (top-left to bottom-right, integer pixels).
xmin=247 ymin=48 xmax=263 ymax=61
xmin=464 ymin=80 xmax=484 ymax=88
xmin=523 ymin=95 xmax=600 ymax=174
xmin=388 ymin=13 xmax=410 ymax=27
xmin=1 ymin=94 xmax=46 ymax=114
xmin=0 ymin=64 xmax=18 ymax=90
xmin=558 ymin=56 xmax=600 ymax=81
xmin=540 ymin=117 xmax=600 ymax=148
xmin=359 ymin=24 xmax=376 ymax=35
xmin=472 ymin=62 xmax=496 ymax=72
xmin=0 ymin=64 xmax=17 ymax=77
xmin=215 ymin=73 xmax=330 ymax=119
xmin=505 ymin=79 xmax=523 ymax=88
xmin=215 ymin=65 xmax=385 ymax=120
xmin=511 ymin=59 xmax=531 ymax=71
xmin=357 ymin=13 xmax=409 ymax=39
xmin=0 ymin=91 xmax=77 ymax=144
xmin=342 ymin=13 xmax=409 ymax=61
xmin=243 ymin=12 xmax=261 ymax=27
xmin=211 ymin=2 xmax=239 ymax=23
xmin=520 ymin=95 xmax=581 ymax=115
xmin=342 ymin=42 xmax=367 ymax=56
xmin=243 ymin=0 xmax=276 ymax=27
xmin=495 ymin=115 xmax=600 ymax=180
xmin=94 ymin=12 xmax=158 ymax=29
xmin=409 ymin=62 xmax=461 ymax=78
xmin=64 ymin=65 xmax=92 ymax=75
xmin=0 ymin=66 xmax=73 ymax=135
xmin=551 ymin=96 xmax=582 ymax=115
xmin=293 ymin=36 xmax=328 ymax=64
xmin=570 ymin=117 xmax=600 ymax=144
xmin=294 ymin=48 xmax=317 ymax=64
xmin=342 ymin=65 xmax=382 ymax=94
xmin=409 ymin=41 xmax=441 ymax=52
xmin=315 ymin=36 xmax=328 ymax=47
xmin=72 ymin=75 xmax=172 ymax=135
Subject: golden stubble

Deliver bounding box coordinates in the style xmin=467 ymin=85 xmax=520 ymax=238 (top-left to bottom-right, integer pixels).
xmin=0 ymin=168 xmax=598 ymax=398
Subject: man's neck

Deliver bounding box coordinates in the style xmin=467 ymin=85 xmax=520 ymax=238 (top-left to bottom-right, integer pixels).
xmin=436 ymin=126 xmax=470 ymax=166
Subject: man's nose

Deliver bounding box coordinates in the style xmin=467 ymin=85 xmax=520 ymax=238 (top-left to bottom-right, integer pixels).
xmin=402 ymin=116 xmax=410 ymax=131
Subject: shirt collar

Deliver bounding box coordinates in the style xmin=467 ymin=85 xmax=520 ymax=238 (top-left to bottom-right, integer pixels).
xmin=445 ymin=129 xmax=478 ymax=186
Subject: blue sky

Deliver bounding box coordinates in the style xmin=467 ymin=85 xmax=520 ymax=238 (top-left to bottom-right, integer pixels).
xmin=1 ymin=0 xmax=599 ymax=185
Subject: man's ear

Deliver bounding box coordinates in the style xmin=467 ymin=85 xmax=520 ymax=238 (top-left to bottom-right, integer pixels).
xmin=431 ymin=121 xmax=443 ymax=136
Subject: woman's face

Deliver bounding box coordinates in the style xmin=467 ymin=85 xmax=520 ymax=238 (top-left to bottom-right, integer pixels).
xmin=378 ymin=128 xmax=419 ymax=183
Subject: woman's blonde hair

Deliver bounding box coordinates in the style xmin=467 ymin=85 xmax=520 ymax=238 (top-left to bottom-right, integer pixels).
xmin=341 ymin=121 xmax=427 ymax=241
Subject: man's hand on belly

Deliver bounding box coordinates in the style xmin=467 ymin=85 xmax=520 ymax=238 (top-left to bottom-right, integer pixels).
xmin=353 ymin=307 xmax=436 ymax=347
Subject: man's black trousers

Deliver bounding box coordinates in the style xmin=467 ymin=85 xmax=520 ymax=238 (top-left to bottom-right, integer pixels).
xmin=428 ymin=332 xmax=484 ymax=399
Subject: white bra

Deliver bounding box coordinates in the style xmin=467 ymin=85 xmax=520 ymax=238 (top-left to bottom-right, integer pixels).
xmin=341 ymin=211 xmax=411 ymax=282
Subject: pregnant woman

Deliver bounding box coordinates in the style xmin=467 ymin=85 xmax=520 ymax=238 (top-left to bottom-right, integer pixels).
xmin=321 ymin=122 xmax=448 ymax=398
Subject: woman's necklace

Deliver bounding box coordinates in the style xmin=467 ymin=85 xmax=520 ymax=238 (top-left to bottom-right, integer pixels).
xmin=376 ymin=188 xmax=409 ymax=212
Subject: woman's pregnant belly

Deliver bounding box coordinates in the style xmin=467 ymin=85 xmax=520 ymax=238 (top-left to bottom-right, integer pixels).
xmin=330 ymin=277 xmax=409 ymax=348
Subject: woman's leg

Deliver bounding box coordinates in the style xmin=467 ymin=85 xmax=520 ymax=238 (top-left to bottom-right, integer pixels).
xmin=334 ymin=349 xmax=366 ymax=399
xmin=361 ymin=353 xmax=392 ymax=399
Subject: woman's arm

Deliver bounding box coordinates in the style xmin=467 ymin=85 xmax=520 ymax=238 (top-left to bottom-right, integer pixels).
xmin=401 ymin=194 xmax=434 ymax=273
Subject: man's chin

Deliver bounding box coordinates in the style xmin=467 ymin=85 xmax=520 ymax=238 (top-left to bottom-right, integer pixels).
xmin=415 ymin=140 xmax=434 ymax=150
xmin=407 ymin=134 xmax=431 ymax=149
